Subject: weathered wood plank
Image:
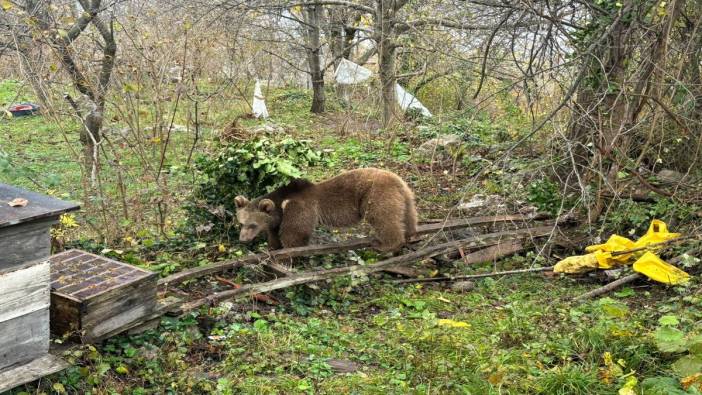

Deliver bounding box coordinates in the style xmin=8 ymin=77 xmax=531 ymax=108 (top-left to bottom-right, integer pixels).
xmin=0 ymin=219 xmax=55 ymax=270
xmin=0 ymin=183 xmax=79 ymax=229
xmin=82 ymin=284 xmax=157 ymax=330
xmin=160 ymin=214 xmax=548 ymax=287
xmin=86 ymin=303 xmax=156 ymax=341
xmin=0 ymin=354 xmax=69 ymax=393
xmin=96 ymin=296 xmax=181 ymax=340
xmin=0 ymin=308 xmax=49 ymax=370
xmin=178 ymin=225 xmax=556 ymax=312
xmin=0 ymin=260 xmax=50 ymax=322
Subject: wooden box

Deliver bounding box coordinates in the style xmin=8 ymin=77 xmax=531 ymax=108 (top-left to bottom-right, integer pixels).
xmin=0 ymin=183 xmax=77 ymax=391
xmin=0 ymin=260 xmax=50 ymax=370
xmin=49 ymin=250 xmax=159 ymax=342
xmin=0 ymin=184 xmax=78 ymax=270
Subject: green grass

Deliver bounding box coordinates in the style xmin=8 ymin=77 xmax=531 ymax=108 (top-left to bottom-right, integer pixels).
xmin=27 ymin=273 xmax=693 ymax=394
xmin=2 ymin=81 xmax=699 ymax=395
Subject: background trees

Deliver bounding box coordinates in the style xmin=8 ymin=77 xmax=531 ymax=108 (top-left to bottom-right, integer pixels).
xmin=1 ymin=0 xmax=700 ymax=235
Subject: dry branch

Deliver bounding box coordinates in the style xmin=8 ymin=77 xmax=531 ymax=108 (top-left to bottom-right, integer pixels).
xmin=159 ymin=214 xmax=544 ymax=288
xmin=175 ymin=225 xmax=555 ymax=313
xmin=393 ymin=266 xmax=553 ymax=284
xmin=573 ymin=274 xmax=641 ymax=301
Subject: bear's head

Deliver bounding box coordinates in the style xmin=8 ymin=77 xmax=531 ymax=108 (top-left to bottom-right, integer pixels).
xmin=234 ymin=195 xmax=276 ymax=242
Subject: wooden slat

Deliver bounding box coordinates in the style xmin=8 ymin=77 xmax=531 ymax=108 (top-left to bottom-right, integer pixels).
xmin=0 ymin=260 xmax=50 ymax=322
xmin=178 ymin=225 xmax=556 ymax=312
xmin=160 ymin=214 xmax=545 ymax=287
xmin=0 ymin=183 xmax=79 ymax=229
xmin=0 ymin=354 xmax=69 ymax=393
xmin=96 ymin=296 xmax=181 ymax=340
xmin=0 ymin=308 xmax=49 ymax=370
xmin=83 ymin=280 xmax=157 ymax=329
xmin=0 ymin=219 xmax=54 ymax=270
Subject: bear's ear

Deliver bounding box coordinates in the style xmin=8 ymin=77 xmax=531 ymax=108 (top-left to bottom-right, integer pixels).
xmin=234 ymin=196 xmax=249 ymax=208
xmin=258 ymin=199 xmax=275 ymax=214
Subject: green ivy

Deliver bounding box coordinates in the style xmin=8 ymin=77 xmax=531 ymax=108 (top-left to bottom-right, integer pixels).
xmin=185 ymin=136 xmax=327 ymax=239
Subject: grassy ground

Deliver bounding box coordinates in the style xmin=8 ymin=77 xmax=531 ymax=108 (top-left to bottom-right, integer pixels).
xmin=1 ymin=81 xmax=700 ymax=394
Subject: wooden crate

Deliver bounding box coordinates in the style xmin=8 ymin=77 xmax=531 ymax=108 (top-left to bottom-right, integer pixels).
xmin=0 ymin=183 xmax=78 ymax=390
xmin=50 ymin=250 xmax=159 ymax=342
xmin=0 ymin=260 xmax=50 ymax=371
xmin=0 ymin=184 xmax=79 ymax=270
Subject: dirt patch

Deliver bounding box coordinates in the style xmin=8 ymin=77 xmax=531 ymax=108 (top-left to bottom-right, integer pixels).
xmin=313 ymin=112 xmax=382 ymax=137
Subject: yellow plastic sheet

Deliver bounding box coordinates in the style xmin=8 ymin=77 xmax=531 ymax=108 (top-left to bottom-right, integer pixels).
xmin=633 ymin=219 xmax=681 ymax=250
xmin=554 ymin=252 xmax=604 ymax=273
xmin=554 ymin=220 xmax=691 ymax=284
xmin=586 ymin=234 xmax=636 ymax=264
xmin=632 ymin=251 xmax=690 ymax=285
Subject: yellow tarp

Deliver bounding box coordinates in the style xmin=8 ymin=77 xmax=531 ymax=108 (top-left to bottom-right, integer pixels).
xmin=633 ymin=219 xmax=681 ymax=250
xmin=554 ymin=219 xmax=690 ymax=284
xmin=632 ymin=252 xmax=690 ymax=285
xmin=586 ymin=234 xmax=636 ymax=265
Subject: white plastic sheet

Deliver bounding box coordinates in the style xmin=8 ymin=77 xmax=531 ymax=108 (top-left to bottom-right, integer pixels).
xmin=252 ymin=80 xmax=269 ymax=119
xmin=334 ymin=59 xmax=372 ymax=85
xmin=395 ymin=83 xmax=432 ymax=117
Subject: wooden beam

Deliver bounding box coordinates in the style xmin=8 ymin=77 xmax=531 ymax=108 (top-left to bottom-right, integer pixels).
xmin=0 ymin=354 xmax=69 ymax=393
xmin=159 ymin=214 xmax=546 ymax=288
xmin=176 ymin=225 xmax=555 ymax=312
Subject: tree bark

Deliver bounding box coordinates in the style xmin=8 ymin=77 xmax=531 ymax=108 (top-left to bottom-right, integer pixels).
xmin=303 ymin=4 xmax=326 ymax=113
xmin=376 ymin=0 xmax=399 ymax=126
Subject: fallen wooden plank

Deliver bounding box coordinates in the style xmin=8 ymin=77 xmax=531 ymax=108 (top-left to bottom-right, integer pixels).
xmin=177 ymin=225 xmax=555 ymax=312
xmin=0 ymin=354 xmax=69 ymax=393
xmin=159 ymin=214 xmax=547 ymax=288
xmin=454 ymin=240 xmax=525 ymax=268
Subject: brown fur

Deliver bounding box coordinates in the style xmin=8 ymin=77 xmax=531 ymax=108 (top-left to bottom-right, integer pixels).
xmin=234 ymin=168 xmax=417 ymax=252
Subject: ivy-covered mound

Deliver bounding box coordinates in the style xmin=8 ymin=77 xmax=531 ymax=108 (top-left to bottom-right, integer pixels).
xmin=186 ymin=136 xmax=326 ymax=240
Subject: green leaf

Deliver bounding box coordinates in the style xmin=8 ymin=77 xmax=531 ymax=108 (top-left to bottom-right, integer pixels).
xmin=641 ymin=376 xmax=689 ymax=395
xmin=687 ymin=335 xmax=702 ymax=355
xmin=602 ymin=302 xmax=629 ymax=319
xmin=654 ymin=326 xmax=687 ymax=353
xmin=275 ymin=160 xmax=300 ymax=177
xmin=1 ymin=0 xmax=13 ymax=11
xmin=115 ymin=365 xmax=129 ymax=375
xmin=659 ymin=315 xmax=680 ymax=327
xmin=671 ymin=354 xmax=702 ymax=378
xmin=52 ymin=383 xmax=67 ymax=394
xmin=253 ymin=319 xmax=268 ymax=331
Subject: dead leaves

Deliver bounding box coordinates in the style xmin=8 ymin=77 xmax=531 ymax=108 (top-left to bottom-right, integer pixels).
xmin=7 ymin=197 xmax=28 ymax=207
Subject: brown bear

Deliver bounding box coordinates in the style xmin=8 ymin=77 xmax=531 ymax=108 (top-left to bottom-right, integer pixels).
xmin=234 ymin=168 xmax=417 ymax=252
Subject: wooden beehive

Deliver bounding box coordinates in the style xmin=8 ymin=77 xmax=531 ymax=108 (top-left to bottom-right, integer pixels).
xmin=49 ymin=250 xmax=159 ymax=342
xmin=0 ymin=183 xmax=78 ymax=392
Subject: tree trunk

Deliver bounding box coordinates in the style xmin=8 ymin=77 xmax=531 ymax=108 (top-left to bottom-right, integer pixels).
xmin=303 ymin=4 xmax=325 ymax=113
xmin=376 ymin=0 xmax=399 ymax=126
xmin=378 ymin=42 xmax=397 ymax=125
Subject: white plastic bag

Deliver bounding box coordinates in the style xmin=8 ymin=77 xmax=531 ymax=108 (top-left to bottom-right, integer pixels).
xmin=395 ymin=83 xmax=432 ymax=117
xmin=334 ymin=59 xmax=372 ymax=85
xmin=252 ymin=80 xmax=269 ymax=119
